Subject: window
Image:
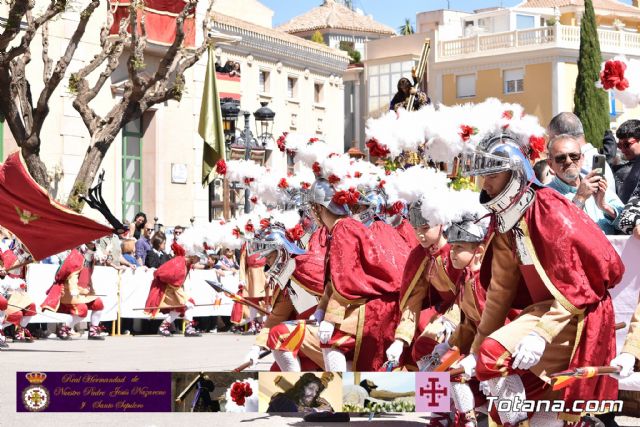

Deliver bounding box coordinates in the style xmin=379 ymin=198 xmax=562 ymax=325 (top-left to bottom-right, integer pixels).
xmin=456 ymin=74 xmax=476 ymax=98
xmin=503 ymin=69 xmax=524 ymax=94
xmin=478 ymin=18 xmax=491 ymax=32
xmin=314 ymin=82 xmax=324 ymax=104
xmin=122 ymin=117 xmax=143 ymax=222
xmin=259 ymin=70 xmax=270 ymax=93
xmin=516 ymin=14 xmax=535 ymax=30
xmin=287 ymin=76 xmax=298 ymax=99
xmin=367 ymin=60 xmax=415 ymax=114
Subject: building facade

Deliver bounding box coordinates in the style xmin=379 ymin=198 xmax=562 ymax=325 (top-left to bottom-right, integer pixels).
xmin=0 ymin=0 xmax=348 ymax=227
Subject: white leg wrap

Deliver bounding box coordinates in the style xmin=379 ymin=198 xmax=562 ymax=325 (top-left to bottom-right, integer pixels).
xmin=530 ymin=412 xmax=563 ymax=427
xmin=67 ymin=315 xmax=83 ymax=329
xmin=452 ymin=382 xmax=476 ymax=413
xmin=272 ymin=350 xmax=301 ymax=372
xmin=90 ymin=310 xmax=102 ymax=327
xmin=183 ymin=308 xmax=194 ymax=322
xmin=167 ymin=311 xmax=181 ymax=323
xmin=20 ymin=316 xmax=32 ymax=328
xmin=322 ymin=348 xmax=347 ymax=372
xmin=249 ymin=307 xmax=257 ymax=321
xmin=485 ymin=374 xmax=528 ymax=426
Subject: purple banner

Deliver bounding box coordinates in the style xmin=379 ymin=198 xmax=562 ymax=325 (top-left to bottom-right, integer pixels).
xmin=17 ymin=372 xmax=172 ymax=412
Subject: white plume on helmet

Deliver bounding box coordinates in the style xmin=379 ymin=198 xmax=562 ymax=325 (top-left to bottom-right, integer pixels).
xmin=176 ymin=225 xmax=206 ymax=256
xmin=449 ymin=189 xmax=490 ymax=229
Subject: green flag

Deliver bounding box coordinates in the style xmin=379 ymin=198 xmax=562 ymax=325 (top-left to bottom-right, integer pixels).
xmin=199 ymin=45 xmax=226 ymax=186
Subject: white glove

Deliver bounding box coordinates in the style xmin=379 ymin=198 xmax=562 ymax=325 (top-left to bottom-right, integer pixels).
xmin=318 ymin=320 xmax=334 ymax=344
xmin=70 ymin=290 xmax=79 ymax=297
xmin=310 ymin=309 xmax=325 ymax=323
xmin=385 ymin=339 xmax=405 ymax=363
xmin=437 ymin=316 xmax=457 ymax=341
xmin=454 ymin=354 xmax=477 ymax=378
xmin=610 ymin=352 xmax=637 ymax=379
xmin=244 ymin=345 xmax=261 ymax=367
xmin=185 ymin=301 xmax=195 ymax=310
xmin=432 ymin=341 xmax=451 ymax=358
xmin=512 ymin=332 xmax=546 ymax=370
xmin=479 ymin=380 xmax=492 ymax=397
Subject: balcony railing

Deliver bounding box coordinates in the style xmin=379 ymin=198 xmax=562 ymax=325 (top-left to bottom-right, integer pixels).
xmin=438 ymin=24 xmax=640 ymax=60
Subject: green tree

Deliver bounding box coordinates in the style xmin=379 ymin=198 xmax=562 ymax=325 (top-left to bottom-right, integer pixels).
xmin=398 ymin=18 xmax=414 ymax=36
xmin=573 ymin=0 xmax=609 ymax=148
xmin=311 ymin=30 xmax=326 ymax=45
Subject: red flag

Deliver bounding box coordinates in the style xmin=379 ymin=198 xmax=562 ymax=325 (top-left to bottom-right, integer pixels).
xmin=0 ymin=152 xmax=113 ymax=260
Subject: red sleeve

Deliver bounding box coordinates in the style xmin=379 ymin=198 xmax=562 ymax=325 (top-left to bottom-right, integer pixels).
xmin=55 ymin=250 xmax=84 ymax=282
xmin=292 ymin=228 xmax=327 ymax=296
xmin=526 ymin=187 xmax=624 ymax=308
xmin=153 ymin=256 xmax=187 ymax=288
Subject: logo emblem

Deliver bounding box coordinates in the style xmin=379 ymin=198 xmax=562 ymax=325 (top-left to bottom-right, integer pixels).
xmin=22 ymin=372 xmax=50 ymax=412
xmin=416 ymin=372 xmax=450 ymax=412
xmin=15 ymin=206 xmax=39 ymax=225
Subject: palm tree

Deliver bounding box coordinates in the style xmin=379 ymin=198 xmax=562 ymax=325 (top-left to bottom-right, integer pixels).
xmin=399 ymin=18 xmax=415 ymax=36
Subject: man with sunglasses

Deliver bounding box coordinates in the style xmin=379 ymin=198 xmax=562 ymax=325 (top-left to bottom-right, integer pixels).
xmin=135 ymin=224 xmax=154 ymax=267
xmin=547 ymin=134 xmax=624 ymax=235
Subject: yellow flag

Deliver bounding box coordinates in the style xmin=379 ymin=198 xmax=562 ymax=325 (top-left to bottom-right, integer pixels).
xmin=199 ymin=46 xmax=226 ymax=186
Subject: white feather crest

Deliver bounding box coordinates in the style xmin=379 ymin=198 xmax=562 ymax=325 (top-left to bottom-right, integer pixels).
xmin=448 ymin=189 xmax=489 ymax=225
xmin=420 ymin=186 xmax=457 ymax=227
xmin=177 ymin=224 xmax=206 ymax=256
xmin=387 ymin=166 xmax=450 ymax=204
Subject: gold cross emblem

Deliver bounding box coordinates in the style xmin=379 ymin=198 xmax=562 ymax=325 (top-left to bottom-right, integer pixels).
xmin=15 ymin=206 xmax=39 ymax=225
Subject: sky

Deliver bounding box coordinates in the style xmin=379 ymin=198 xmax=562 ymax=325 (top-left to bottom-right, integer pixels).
xmin=261 ymin=0 xmax=636 ymax=31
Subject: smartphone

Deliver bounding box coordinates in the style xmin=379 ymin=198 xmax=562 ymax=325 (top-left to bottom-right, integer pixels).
xmin=592 ymin=154 xmax=606 ymax=177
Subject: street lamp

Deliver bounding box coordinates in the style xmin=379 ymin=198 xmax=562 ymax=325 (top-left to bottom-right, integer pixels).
xmin=253 ymin=101 xmax=276 ymax=148
xmin=221 ymin=98 xmax=240 ymax=153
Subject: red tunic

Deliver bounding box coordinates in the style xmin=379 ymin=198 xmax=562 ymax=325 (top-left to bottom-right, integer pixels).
xmin=394 ymin=218 xmax=420 ymax=250
xmin=41 ymin=250 xmax=84 ymax=312
xmin=144 ymin=256 xmax=189 ymax=318
xmin=480 ymin=187 xmax=624 ymax=404
xmin=291 ymin=227 xmax=327 ymax=297
xmin=326 ymin=218 xmax=407 ymax=371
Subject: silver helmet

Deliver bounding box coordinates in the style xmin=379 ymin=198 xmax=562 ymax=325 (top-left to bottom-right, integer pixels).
xmin=353 ymin=187 xmax=387 ymax=227
xmin=408 ymin=200 xmax=429 ymax=228
xmin=447 ymin=214 xmax=488 ymax=244
xmin=308 ymin=179 xmax=350 ymax=216
xmin=460 ymin=130 xmax=540 ymax=233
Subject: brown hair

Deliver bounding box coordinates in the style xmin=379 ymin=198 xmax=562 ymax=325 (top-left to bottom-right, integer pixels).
xmin=151 ymin=232 xmax=166 ymax=250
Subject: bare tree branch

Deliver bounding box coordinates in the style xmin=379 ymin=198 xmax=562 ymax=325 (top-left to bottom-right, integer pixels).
xmin=127 ymin=1 xmax=148 ymax=89
xmin=146 ymin=0 xmax=197 ymax=90
xmin=72 ymin=15 xmax=129 ymax=134
xmin=42 ymin=22 xmax=52 ymax=83
xmin=32 ymin=0 xmax=100 ymax=135
xmin=5 ymin=0 xmax=66 ymax=64
xmin=0 ymin=0 xmax=29 ymax=52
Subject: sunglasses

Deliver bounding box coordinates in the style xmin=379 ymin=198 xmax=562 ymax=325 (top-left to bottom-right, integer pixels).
xmin=617 ymin=139 xmax=638 ymax=150
xmin=553 ymin=152 xmax=581 ymax=163
xmin=145 ymin=228 xmax=154 ymax=232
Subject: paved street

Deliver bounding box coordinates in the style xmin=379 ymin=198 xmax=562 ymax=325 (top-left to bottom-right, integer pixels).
xmin=0 ymin=333 xmax=639 ymax=426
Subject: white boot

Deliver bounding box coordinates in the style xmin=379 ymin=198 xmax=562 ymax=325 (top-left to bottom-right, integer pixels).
xmin=322 ymin=348 xmax=348 ymax=371
xmin=272 ymin=350 xmax=302 ymax=372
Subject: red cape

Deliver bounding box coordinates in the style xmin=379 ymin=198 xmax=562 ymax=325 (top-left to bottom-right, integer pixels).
xmin=0 ymin=152 xmax=113 ymax=260
xmin=327 ymin=218 xmax=409 ymax=370
xmin=292 ymin=227 xmax=327 ymax=296
xmin=144 ymin=256 xmax=188 ymax=318
xmin=395 ymin=218 xmax=420 ymax=249
xmin=524 ymin=187 xmax=623 ymax=403
xmin=481 ymin=188 xmax=623 ymax=404
xmin=41 ymin=250 xmax=84 ymax=312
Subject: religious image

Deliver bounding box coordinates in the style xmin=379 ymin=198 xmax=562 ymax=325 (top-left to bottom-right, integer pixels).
xmin=172 ymin=372 xmax=258 ymax=412
xmin=342 ymin=372 xmax=416 ymax=413
xmin=259 ymin=372 xmax=341 ymax=413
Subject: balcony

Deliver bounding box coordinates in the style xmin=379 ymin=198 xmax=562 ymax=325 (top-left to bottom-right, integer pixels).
xmin=438 ymin=24 xmax=640 ymax=61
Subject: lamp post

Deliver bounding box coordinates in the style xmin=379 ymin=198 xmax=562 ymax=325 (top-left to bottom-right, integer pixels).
xmin=222 ymin=101 xmax=276 ymax=214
